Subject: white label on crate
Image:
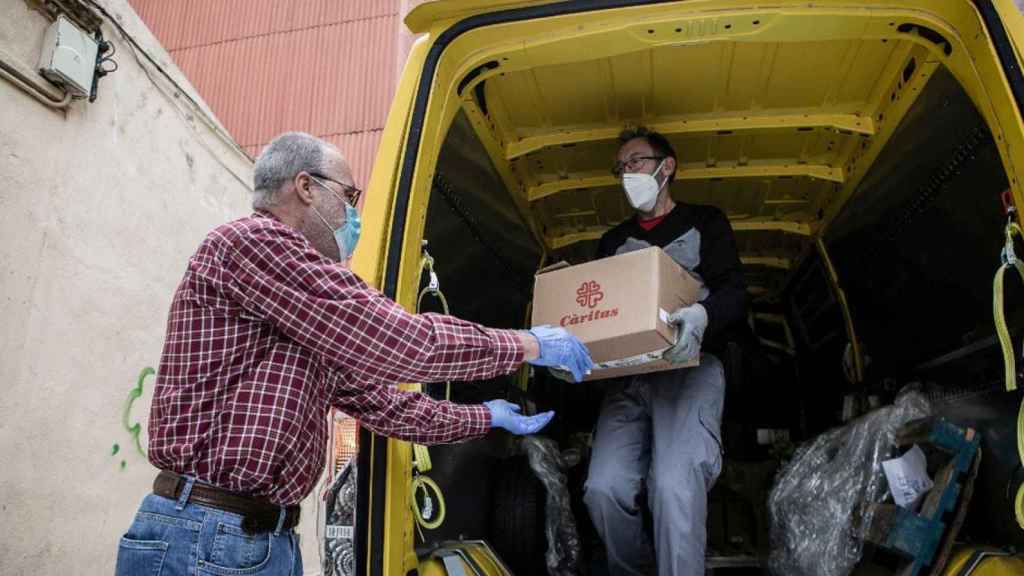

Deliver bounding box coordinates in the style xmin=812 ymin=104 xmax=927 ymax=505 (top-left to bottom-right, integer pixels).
xmin=882 ymin=444 xmax=934 ymax=509
xmin=326 ymin=525 xmax=354 ymax=540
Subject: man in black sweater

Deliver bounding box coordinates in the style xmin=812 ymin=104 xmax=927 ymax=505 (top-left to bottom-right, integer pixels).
xmin=581 ymin=127 xmax=749 ymax=576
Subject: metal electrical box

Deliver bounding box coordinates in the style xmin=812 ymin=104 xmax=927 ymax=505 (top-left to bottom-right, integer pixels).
xmin=38 ymin=15 xmax=98 ymax=97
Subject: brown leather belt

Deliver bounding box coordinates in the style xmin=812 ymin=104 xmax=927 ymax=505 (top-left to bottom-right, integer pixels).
xmin=153 ymin=470 xmax=300 ymax=534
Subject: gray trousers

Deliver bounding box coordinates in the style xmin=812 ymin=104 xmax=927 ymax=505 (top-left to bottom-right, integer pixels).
xmin=583 ymin=355 xmax=725 ymax=576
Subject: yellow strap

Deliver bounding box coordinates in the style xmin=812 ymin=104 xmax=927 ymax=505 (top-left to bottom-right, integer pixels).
xmin=417 ymin=254 xmax=450 ymax=315
xmin=411 ymin=435 xmax=435 ymax=533
xmin=410 ymin=474 xmax=446 ymax=534
xmin=994 ymin=263 xmax=1024 ymax=393
xmin=1015 ymin=444 xmax=1024 ymax=528
xmin=418 ymin=252 xmax=452 ymax=401
xmin=994 ymin=222 xmax=1024 ymax=393
xmin=993 ymin=219 xmax=1024 ymax=530
xmin=1017 ymin=395 xmax=1024 ymax=531
xmin=412 ymin=443 xmax=432 ymax=473
xmin=417 ymin=285 xmax=451 ymax=317
xmin=408 ymin=251 xmax=449 ymax=537
xmin=417 ymin=251 xmax=450 ymax=313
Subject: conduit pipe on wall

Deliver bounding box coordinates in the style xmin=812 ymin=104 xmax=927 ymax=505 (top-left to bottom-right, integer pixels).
xmin=0 ymin=56 xmax=72 ymax=109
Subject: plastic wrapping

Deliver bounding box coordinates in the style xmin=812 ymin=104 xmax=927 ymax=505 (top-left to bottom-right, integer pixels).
xmin=520 ymin=436 xmax=582 ymax=576
xmin=768 ymin=391 xmax=932 ymax=576
xmin=323 ymin=460 xmax=358 ymax=576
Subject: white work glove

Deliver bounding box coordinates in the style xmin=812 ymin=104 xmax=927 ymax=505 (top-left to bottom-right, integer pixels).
xmin=665 ymin=303 xmax=708 ymax=364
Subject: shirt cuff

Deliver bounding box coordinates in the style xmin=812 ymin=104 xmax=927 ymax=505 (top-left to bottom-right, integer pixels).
xmin=459 ymin=403 xmax=492 ymax=440
xmin=483 ymin=327 xmax=525 ymax=372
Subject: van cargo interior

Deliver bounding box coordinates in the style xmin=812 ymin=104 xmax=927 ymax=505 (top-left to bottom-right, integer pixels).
xmin=407 ymin=6 xmax=1024 ymax=574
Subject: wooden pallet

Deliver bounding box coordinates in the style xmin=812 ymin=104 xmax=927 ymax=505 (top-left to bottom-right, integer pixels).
xmin=860 ymin=418 xmax=982 ymax=576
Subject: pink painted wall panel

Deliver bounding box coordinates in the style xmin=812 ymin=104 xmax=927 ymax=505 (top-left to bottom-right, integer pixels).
xmin=324 ymin=129 xmax=384 ymax=193
xmin=130 ymin=0 xmax=396 ymax=51
xmin=127 ymin=0 xmax=402 ymax=187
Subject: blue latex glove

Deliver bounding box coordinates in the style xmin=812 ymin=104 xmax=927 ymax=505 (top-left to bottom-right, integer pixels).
xmin=484 ymin=399 xmax=555 ymax=435
xmin=527 ymin=325 xmax=594 ymax=382
xmin=665 ymin=303 xmax=708 ymax=364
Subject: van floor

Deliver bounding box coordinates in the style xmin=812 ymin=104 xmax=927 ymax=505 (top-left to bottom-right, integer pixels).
xmin=587 ymin=549 xmax=763 ymax=575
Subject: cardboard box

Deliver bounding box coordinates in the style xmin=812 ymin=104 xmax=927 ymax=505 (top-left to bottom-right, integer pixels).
xmin=531 ymin=246 xmax=702 ymax=381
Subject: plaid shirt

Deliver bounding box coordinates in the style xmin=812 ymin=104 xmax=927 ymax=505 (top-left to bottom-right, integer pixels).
xmin=149 ymin=212 xmax=523 ymax=505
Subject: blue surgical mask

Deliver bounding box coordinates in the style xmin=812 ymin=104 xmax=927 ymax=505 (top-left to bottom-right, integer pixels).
xmin=311 ymin=178 xmax=362 ymax=261
xmin=336 ymin=203 xmax=361 ymax=260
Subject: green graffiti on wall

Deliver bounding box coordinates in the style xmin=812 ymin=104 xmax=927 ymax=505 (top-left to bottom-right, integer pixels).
xmin=124 ymin=367 xmax=154 ymax=458
xmin=111 ymin=367 xmax=154 ymax=469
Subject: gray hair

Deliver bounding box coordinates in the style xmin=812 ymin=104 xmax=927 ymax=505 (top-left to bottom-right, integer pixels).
xmin=252 ymin=132 xmax=328 ymax=208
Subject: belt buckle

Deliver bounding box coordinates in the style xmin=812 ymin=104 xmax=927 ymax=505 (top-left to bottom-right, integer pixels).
xmin=173 ymin=473 xmax=185 ymax=499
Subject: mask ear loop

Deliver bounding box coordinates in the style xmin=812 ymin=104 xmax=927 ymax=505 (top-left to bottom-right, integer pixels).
xmin=307 ymin=178 xmax=357 ymax=262
xmin=653 ymin=158 xmax=670 ymax=191
xmin=309 ymin=176 xmax=354 ymax=231
xmin=308 ymin=177 xmax=336 ymax=228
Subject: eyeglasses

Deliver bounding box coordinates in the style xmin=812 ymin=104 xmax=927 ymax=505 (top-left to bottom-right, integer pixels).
xmin=309 ymin=172 xmax=362 ymax=206
xmin=611 ymin=155 xmax=665 ymax=178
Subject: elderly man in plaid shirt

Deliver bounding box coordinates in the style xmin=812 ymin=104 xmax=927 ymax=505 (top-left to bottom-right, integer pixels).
xmin=115 ymin=132 xmax=593 ymax=576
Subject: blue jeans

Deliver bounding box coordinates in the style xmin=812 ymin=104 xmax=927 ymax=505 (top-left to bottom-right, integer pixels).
xmin=115 ymin=478 xmax=303 ymax=576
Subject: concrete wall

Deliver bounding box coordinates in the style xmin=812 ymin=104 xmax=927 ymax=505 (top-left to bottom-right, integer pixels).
xmin=0 ymin=1 xmax=320 ymax=573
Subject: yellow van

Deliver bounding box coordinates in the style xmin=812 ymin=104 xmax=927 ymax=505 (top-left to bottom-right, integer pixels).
xmin=346 ymin=1 xmax=1024 ymax=574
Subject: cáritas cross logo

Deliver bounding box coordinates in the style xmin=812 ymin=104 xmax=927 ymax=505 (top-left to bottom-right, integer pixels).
xmin=562 ymin=280 xmax=618 ymax=327
xmin=576 ymin=280 xmax=604 ymax=309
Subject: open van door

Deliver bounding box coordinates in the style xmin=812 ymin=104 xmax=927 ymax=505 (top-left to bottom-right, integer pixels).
xmin=354 ymin=1 xmax=1024 ymax=574
xmin=970 ymin=0 xmax=1024 ymax=207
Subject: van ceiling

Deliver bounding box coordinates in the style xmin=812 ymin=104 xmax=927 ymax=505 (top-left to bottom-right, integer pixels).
xmin=455 ymin=26 xmax=939 ymax=299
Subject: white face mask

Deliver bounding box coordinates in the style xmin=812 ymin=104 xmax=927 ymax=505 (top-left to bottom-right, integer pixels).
xmin=622 ymin=158 xmax=667 ymax=213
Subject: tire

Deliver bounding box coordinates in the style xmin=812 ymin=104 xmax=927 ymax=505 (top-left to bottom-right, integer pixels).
xmin=489 ymin=455 xmax=547 ymax=575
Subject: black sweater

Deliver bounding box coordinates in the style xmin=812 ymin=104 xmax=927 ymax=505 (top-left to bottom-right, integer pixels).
xmin=597 ymin=203 xmax=750 ymax=353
